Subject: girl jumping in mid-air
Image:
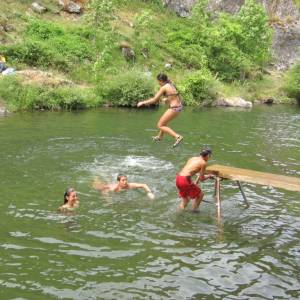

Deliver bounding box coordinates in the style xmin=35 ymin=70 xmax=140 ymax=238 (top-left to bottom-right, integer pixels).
xmin=137 ymin=73 xmax=183 ymax=148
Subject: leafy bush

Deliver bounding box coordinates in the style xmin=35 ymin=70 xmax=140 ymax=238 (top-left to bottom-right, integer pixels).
xmin=178 ymin=68 xmax=219 ymax=106
xmin=0 ymin=19 xmax=95 ymax=70
xmin=164 ymin=0 xmax=271 ymax=81
xmin=99 ymin=70 xmax=155 ymax=107
xmin=0 ymin=76 xmax=99 ymax=111
xmin=236 ymin=0 xmax=272 ymax=66
xmin=26 ymin=18 xmax=64 ymax=39
xmin=283 ymin=61 xmax=300 ymax=103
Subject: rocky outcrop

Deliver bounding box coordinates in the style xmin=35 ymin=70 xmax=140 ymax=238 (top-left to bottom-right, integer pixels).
xmin=162 ymin=0 xmax=300 ymax=69
xmin=163 ymin=0 xmax=196 ymax=17
xmin=119 ymin=42 xmax=135 ymax=62
xmin=31 ymin=2 xmax=47 ymax=14
xmin=213 ymin=97 xmax=253 ymax=108
xmin=58 ymin=0 xmax=83 ymax=14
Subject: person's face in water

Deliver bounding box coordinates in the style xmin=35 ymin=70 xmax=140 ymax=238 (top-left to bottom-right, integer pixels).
xmin=118 ymin=176 xmax=128 ymax=189
xmin=68 ymin=191 xmax=78 ymax=204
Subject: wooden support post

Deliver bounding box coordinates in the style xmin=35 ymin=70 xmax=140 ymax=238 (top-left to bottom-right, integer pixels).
xmin=214 ymin=177 xmax=218 ymax=198
xmin=236 ymin=180 xmax=250 ymax=208
xmin=215 ymin=177 xmax=222 ymax=224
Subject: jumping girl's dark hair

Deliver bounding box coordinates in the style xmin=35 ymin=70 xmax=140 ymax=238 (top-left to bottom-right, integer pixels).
xmin=200 ymin=148 xmax=212 ymax=157
xmin=157 ymin=73 xmax=169 ymax=83
xmin=117 ymin=174 xmax=127 ymax=181
xmin=63 ymin=187 xmax=75 ymax=204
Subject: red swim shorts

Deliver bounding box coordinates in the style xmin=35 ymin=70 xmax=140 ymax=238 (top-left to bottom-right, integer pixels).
xmin=175 ymin=175 xmax=201 ymax=199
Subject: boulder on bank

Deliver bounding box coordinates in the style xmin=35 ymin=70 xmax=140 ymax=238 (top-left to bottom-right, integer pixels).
xmin=31 ymin=2 xmax=47 ymax=14
xmin=58 ymin=0 xmax=82 ymax=14
xmin=0 ymin=100 xmax=9 ymax=116
xmin=213 ymin=97 xmax=253 ymax=108
xmin=119 ymin=42 xmax=135 ymax=62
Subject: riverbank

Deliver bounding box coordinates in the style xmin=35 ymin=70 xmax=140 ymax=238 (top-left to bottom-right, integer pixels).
xmin=0 ymin=0 xmax=299 ymax=111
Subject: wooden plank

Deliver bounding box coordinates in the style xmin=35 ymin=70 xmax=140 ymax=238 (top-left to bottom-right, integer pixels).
xmin=206 ymin=164 xmax=300 ymax=192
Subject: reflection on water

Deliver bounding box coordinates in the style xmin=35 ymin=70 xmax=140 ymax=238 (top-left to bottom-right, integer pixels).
xmin=0 ymin=106 xmax=299 ymax=299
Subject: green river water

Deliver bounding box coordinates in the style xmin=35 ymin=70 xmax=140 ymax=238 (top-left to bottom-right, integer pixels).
xmin=0 ymin=105 xmax=299 ymax=299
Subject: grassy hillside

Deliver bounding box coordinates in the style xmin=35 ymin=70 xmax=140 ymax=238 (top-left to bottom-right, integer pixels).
xmin=0 ymin=0 xmax=297 ymax=111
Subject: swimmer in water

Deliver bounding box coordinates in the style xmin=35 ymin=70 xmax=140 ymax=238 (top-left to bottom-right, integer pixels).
xmin=176 ymin=148 xmax=215 ymax=211
xmin=58 ymin=188 xmax=79 ymax=212
xmin=137 ymin=73 xmax=183 ymax=148
xmin=93 ymin=174 xmax=155 ymax=199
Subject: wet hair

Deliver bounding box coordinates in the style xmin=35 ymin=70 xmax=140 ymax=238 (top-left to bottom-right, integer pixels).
xmin=200 ymin=148 xmax=212 ymax=158
xmin=63 ymin=187 xmax=75 ymax=204
xmin=117 ymin=174 xmax=127 ymax=181
xmin=156 ymin=73 xmax=169 ymax=83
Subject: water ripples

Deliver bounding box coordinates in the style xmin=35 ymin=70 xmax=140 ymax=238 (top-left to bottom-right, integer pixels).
xmin=1 ymin=108 xmax=300 ymax=299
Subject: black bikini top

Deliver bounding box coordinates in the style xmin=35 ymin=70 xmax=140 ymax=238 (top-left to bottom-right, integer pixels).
xmin=163 ymin=81 xmax=179 ymax=97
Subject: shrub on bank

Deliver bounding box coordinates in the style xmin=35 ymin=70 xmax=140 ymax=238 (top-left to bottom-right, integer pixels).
xmin=0 ymin=18 xmax=95 ymax=71
xmin=0 ymin=76 xmax=99 ymax=111
xmin=99 ymin=70 xmax=155 ymax=107
xmin=284 ymin=61 xmax=300 ymax=103
xmin=178 ymin=68 xmax=218 ymax=106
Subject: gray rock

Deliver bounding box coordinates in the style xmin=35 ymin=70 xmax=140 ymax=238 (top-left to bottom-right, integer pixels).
xmin=58 ymin=0 xmax=82 ymax=14
xmin=261 ymin=97 xmax=274 ymax=105
xmin=31 ymin=2 xmax=47 ymax=14
xmin=162 ymin=0 xmax=196 ymax=17
xmin=0 ymin=106 xmax=9 ymax=116
xmin=121 ymin=47 xmax=135 ymax=62
xmin=213 ymin=97 xmax=253 ymax=108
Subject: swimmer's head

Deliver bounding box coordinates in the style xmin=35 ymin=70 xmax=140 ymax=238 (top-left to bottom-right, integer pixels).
xmin=63 ymin=187 xmax=77 ymax=204
xmin=200 ymin=148 xmax=212 ymax=161
xmin=117 ymin=174 xmax=128 ymax=188
xmin=157 ymin=73 xmax=169 ymax=85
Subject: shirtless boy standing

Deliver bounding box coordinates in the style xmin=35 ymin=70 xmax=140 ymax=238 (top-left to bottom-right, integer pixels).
xmin=176 ymin=149 xmax=214 ymax=210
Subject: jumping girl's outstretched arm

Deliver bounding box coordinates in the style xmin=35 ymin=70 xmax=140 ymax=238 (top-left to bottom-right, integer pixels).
xmin=137 ymin=86 xmax=166 ymax=107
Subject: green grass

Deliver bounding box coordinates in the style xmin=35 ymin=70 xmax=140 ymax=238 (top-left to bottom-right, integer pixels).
xmin=0 ymin=0 xmax=297 ymax=110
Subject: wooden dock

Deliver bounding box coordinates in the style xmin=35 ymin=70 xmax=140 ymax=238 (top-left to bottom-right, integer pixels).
xmin=206 ymin=164 xmax=300 ymax=192
xmin=205 ymin=164 xmax=300 ymax=224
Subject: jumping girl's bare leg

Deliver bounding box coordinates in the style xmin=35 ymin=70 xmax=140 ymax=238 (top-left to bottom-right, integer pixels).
xmin=157 ymin=109 xmax=181 ymax=139
xmin=154 ymin=130 xmax=164 ymax=140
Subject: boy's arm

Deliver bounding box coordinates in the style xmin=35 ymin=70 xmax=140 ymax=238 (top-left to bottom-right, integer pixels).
xmin=195 ymin=165 xmax=214 ymax=184
xmin=93 ymin=178 xmax=111 ymax=192
xmin=128 ymin=183 xmax=155 ymax=199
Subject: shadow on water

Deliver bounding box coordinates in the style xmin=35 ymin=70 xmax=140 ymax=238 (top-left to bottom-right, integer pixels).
xmin=0 ymin=106 xmax=299 ymax=299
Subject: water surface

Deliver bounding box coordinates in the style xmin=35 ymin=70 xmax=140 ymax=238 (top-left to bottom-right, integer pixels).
xmin=0 ymin=106 xmax=299 ymax=299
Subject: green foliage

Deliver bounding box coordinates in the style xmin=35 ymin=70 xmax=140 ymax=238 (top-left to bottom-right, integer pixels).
xmin=206 ymin=14 xmax=253 ymax=81
xmin=0 ymin=18 xmax=95 ymax=70
xmin=133 ymin=10 xmax=154 ymax=57
xmin=237 ymin=0 xmax=272 ymax=65
xmin=26 ymin=18 xmax=64 ymax=39
xmin=85 ymin=0 xmax=115 ymax=29
xmin=178 ymin=68 xmax=218 ymax=106
xmin=166 ymin=22 xmax=208 ymax=69
xmin=0 ymin=76 xmax=99 ymax=111
xmin=99 ymin=70 xmax=155 ymax=107
xmin=283 ymin=61 xmax=300 ymax=103
xmin=164 ymin=0 xmax=272 ymax=81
